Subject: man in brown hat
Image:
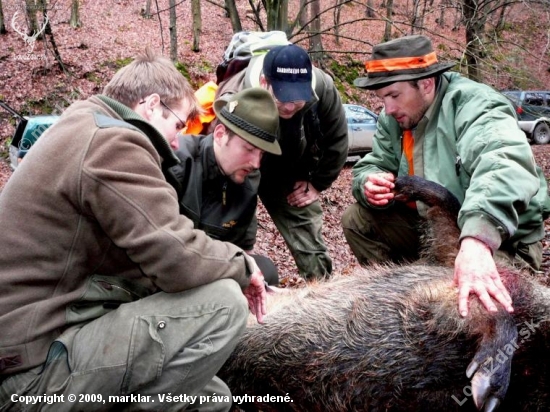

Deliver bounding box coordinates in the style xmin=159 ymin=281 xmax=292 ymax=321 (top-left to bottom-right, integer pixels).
xmin=171 ymin=88 xmax=281 ymax=285
xmin=342 ymin=35 xmax=550 ymax=316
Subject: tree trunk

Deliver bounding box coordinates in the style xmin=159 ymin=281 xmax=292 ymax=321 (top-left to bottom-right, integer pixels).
xmin=463 ymin=0 xmax=486 ymax=82
xmin=464 ymin=27 xmax=481 ymax=82
xmin=438 ymin=0 xmax=447 ymax=27
xmin=298 ymin=0 xmax=308 ymax=30
xmin=334 ymin=0 xmax=343 ymax=45
xmin=495 ymin=2 xmax=508 ymax=34
xmin=169 ymin=0 xmax=178 ymax=61
xmin=0 ymin=0 xmax=6 ymax=34
xmin=411 ymin=0 xmax=419 ymax=33
xmin=277 ymin=0 xmax=288 ymax=32
xmin=142 ymin=0 xmax=153 ymax=19
xmin=309 ymin=0 xmax=324 ymax=65
xmin=383 ymin=0 xmax=393 ymax=41
xmin=266 ymin=0 xmax=285 ymax=30
xmin=366 ymin=0 xmax=375 ymax=18
xmin=411 ymin=0 xmax=426 ymax=34
xmin=70 ymin=0 xmax=81 ymax=28
xmin=191 ymin=0 xmax=201 ymax=52
xmin=25 ymin=0 xmax=38 ymax=35
xmin=38 ymin=1 xmax=65 ymax=71
xmin=225 ymin=0 xmax=242 ymax=32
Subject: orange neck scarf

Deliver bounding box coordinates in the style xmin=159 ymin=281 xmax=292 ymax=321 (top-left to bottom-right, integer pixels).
xmin=402 ymin=130 xmax=417 ymax=209
xmin=403 ymin=129 xmax=414 ymax=175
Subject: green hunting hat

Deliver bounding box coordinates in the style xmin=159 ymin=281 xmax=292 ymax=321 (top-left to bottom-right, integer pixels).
xmin=214 ymin=88 xmax=281 ymax=155
xmin=354 ymin=35 xmax=456 ymax=90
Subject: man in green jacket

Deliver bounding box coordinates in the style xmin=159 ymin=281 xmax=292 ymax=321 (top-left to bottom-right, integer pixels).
xmin=0 ymin=50 xmax=265 ymax=411
xmin=342 ymin=35 xmax=550 ymax=317
xmin=216 ymin=44 xmax=349 ymax=280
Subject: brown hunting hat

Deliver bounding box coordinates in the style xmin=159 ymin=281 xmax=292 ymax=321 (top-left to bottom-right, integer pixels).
xmin=213 ymin=87 xmax=281 ymax=155
xmin=354 ymin=35 xmax=455 ymax=90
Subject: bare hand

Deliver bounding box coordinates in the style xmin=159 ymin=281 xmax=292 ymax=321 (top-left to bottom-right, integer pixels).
xmin=242 ymin=262 xmax=267 ymax=323
xmin=454 ymin=237 xmax=513 ymax=317
xmin=287 ymin=181 xmax=319 ymax=207
xmin=364 ymin=173 xmax=395 ymax=206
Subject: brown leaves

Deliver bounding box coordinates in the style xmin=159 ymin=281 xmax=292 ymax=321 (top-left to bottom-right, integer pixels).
xmin=254 ymin=164 xmax=362 ymax=285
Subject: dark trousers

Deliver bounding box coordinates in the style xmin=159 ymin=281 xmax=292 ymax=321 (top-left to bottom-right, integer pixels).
xmin=249 ymin=254 xmax=279 ymax=285
xmin=260 ymin=192 xmax=332 ymax=280
xmin=342 ymin=202 xmax=422 ymax=266
xmin=342 ymin=202 xmax=543 ymax=271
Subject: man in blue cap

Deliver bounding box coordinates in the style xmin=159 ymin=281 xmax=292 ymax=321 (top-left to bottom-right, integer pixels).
xmin=215 ymin=43 xmax=349 ymax=280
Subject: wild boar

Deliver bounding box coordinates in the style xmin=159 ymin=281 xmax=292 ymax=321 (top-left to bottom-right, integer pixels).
xmin=219 ymin=176 xmax=550 ymax=412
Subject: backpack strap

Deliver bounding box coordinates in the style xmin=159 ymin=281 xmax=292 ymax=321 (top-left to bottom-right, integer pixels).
xmin=302 ymin=68 xmax=328 ymax=175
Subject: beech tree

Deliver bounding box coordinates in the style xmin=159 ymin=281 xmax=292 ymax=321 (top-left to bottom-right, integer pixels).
xmin=169 ymin=0 xmax=177 ymax=61
xmin=25 ymin=0 xmax=39 ymax=35
xmin=185 ymin=0 xmax=548 ymax=83
xmin=70 ymin=0 xmax=81 ymax=28
xmin=0 ymin=0 xmax=6 ymax=34
xmin=224 ymin=0 xmax=241 ymax=32
xmin=265 ymin=0 xmax=288 ymax=31
xmin=192 ymin=0 xmax=201 ymax=51
xmin=309 ymin=0 xmax=324 ymax=63
xmin=142 ymin=0 xmax=153 ymax=19
xmin=383 ymin=0 xmax=393 ymax=41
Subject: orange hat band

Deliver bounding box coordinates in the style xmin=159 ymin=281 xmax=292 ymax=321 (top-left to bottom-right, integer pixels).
xmin=365 ymin=52 xmax=438 ymax=73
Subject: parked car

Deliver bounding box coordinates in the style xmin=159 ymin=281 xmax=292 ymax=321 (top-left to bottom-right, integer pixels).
xmin=3 ymin=102 xmax=378 ymax=168
xmin=501 ymin=90 xmax=550 ymax=144
xmin=344 ymin=103 xmax=378 ymax=155
xmin=0 ymin=101 xmax=59 ymax=170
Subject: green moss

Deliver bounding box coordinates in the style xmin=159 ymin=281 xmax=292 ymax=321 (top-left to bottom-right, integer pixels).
xmin=174 ymin=62 xmax=191 ymax=80
xmin=18 ymin=88 xmax=81 ymax=116
xmin=85 ymin=72 xmax=102 ymax=84
xmin=328 ymin=57 xmax=364 ymax=102
xmin=21 ymin=99 xmax=55 ymax=114
xmin=199 ymin=58 xmax=213 ymax=72
xmin=101 ymin=57 xmax=134 ymax=72
xmin=330 ymin=57 xmax=362 ymax=85
xmin=113 ymin=57 xmax=133 ymax=69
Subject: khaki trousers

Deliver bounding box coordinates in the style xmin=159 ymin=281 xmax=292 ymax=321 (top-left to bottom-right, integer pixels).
xmin=0 ymin=279 xmax=248 ymax=412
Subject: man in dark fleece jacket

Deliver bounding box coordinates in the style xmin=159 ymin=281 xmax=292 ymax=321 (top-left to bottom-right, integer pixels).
xmin=171 ymin=88 xmax=281 ymax=285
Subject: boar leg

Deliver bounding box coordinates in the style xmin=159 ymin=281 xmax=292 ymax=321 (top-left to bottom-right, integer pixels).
xmin=466 ymin=314 xmax=518 ymax=412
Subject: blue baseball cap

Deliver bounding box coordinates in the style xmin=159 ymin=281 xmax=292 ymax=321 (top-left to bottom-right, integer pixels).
xmin=262 ymin=44 xmax=312 ymax=103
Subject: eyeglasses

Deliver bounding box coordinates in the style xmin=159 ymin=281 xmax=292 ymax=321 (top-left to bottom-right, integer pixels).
xmin=139 ymin=99 xmax=187 ymax=131
xmin=159 ymin=100 xmax=186 ymax=127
